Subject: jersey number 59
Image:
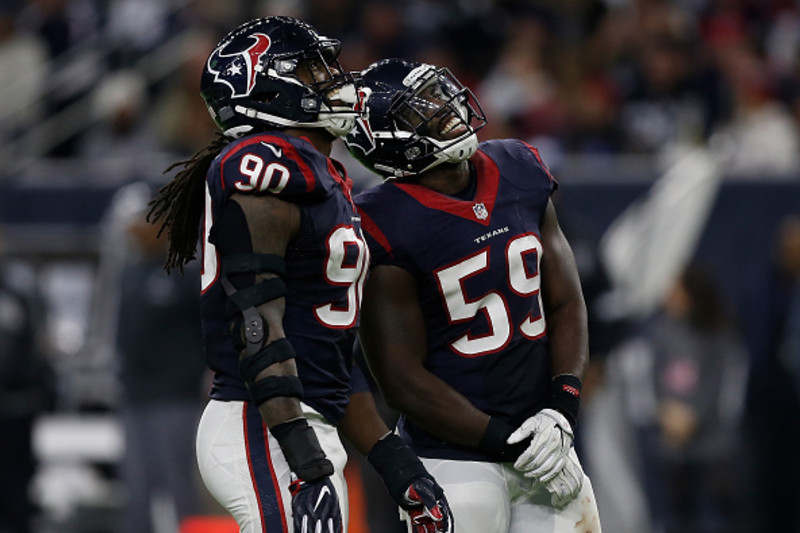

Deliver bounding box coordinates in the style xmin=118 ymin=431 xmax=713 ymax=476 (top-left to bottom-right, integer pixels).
xmin=435 ymin=233 xmax=545 ymax=357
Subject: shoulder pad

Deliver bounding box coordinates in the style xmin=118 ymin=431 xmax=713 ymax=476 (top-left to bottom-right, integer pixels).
xmin=478 ymin=139 xmax=558 ymax=193
xmin=355 ymin=184 xmax=400 ymax=263
xmin=215 ymin=133 xmax=335 ymax=201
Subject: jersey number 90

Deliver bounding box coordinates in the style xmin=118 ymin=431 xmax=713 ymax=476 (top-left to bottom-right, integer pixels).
xmin=201 ymin=186 xmax=369 ymax=329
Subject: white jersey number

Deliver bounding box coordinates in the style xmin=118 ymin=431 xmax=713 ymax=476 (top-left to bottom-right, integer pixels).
xmin=314 ymin=225 xmax=370 ymax=328
xmin=234 ymin=153 xmax=291 ymax=193
xmin=435 ymin=233 xmax=545 ymax=357
xmin=201 ymin=184 xmax=218 ymax=292
xmin=201 ymin=187 xmax=369 ymax=328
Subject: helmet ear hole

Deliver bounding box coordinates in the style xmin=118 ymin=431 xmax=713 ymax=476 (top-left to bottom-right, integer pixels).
xmin=259 ymin=92 xmax=279 ymax=104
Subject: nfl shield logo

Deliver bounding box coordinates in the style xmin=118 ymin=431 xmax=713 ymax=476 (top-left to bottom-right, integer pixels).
xmin=473 ymin=202 xmax=488 ymax=220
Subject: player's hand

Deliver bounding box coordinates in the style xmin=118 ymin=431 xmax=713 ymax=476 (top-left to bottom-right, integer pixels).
xmin=399 ymin=476 xmax=454 ymax=533
xmin=544 ymin=451 xmax=584 ymax=507
xmin=368 ymin=433 xmax=453 ymax=532
xmin=289 ymin=476 xmax=342 ymax=533
xmin=506 ymin=408 xmax=573 ymax=482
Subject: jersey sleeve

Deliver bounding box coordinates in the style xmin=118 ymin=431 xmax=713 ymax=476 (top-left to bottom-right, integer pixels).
xmin=479 ymin=139 xmax=558 ymax=196
xmin=215 ymin=133 xmax=333 ymax=202
xmin=348 ymin=354 xmax=373 ymax=395
xmin=357 ymin=202 xmax=394 ymax=266
xmin=516 ymin=140 xmax=559 ymax=195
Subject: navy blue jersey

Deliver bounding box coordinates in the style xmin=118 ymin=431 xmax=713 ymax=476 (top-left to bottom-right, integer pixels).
xmin=201 ymin=131 xmax=369 ymax=425
xmin=356 ymin=139 xmax=557 ymax=460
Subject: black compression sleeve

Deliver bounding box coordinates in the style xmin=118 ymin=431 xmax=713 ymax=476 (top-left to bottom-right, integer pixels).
xmin=367 ymin=433 xmax=429 ymax=504
xmin=548 ymin=374 xmax=582 ymax=429
xmin=478 ymin=417 xmax=529 ymax=461
xmin=270 ymin=418 xmax=333 ymax=481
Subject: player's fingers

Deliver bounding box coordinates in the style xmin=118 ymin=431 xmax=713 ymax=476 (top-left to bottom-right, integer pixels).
xmin=549 ymin=477 xmax=569 ymax=505
xmin=514 ymin=451 xmax=537 ymax=472
xmin=524 ymin=433 xmax=553 ymax=459
xmin=565 ymin=464 xmax=584 ymax=494
xmin=425 ymin=503 xmax=444 ymax=520
xmin=513 ymin=438 xmax=549 ymax=471
xmin=513 ymin=437 xmax=543 ymax=469
xmin=529 ymin=454 xmax=566 ymax=481
xmin=506 ymin=422 xmax=533 ymax=444
xmin=531 ymin=438 xmax=559 ymax=463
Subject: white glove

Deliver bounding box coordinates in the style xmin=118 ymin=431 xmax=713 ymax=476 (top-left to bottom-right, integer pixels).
xmin=544 ymin=451 xmax=584 ymax=507
xmin=506 ymin=408 xmax=574 ymax=482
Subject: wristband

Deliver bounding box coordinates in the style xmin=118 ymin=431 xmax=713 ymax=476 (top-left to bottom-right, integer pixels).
xmin=478 ymin=417 xmax=529 ymax=461
xmin=367 ymin=433 xmax=427 ymax=504
xmin=270 ymin=418 xmax=333 ymax=481
xmin=549 ymin=374 xmax=582 ymax=429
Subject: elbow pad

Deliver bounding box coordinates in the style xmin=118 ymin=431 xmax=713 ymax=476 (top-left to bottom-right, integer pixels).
xmin=220 ymin=253 xmax=304 ymax=405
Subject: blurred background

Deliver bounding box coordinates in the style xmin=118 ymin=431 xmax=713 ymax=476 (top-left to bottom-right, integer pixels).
xmin=0 ymin=0 xmax=798 ymax=532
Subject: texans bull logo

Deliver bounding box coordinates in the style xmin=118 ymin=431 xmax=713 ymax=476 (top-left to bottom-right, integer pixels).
xmin=344 ymin=87 xmax=376 ymax=155
xmin=207 ymin=33 xmax=272 ymax=96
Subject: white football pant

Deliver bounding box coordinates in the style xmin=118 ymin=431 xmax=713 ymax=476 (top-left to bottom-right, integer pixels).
xmin=421 ymin=448 xmax=601 ymax=533
xmin=195 ymin=399 xmax=349 ymax=533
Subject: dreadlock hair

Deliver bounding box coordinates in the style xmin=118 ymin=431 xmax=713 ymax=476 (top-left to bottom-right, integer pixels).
xmin=147 ymin=132 xmax=231 ymax=273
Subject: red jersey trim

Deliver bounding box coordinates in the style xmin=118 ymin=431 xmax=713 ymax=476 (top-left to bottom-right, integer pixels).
xmin=219 ymin=134 xmax=317 ymax=193
xmin=521 ymin=141 xmax=558 ymax=186
xmin=358 ymin=208 xmax=393 ymax=258
xmin=328 ymin=158 xmax=354 ymax=205
xmin=392 ymin=150 xmax=499 ymax=227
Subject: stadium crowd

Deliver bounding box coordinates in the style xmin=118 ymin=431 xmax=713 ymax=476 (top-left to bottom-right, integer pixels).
xmin=1 ymin=0 xmax=800 ymax=177
xmin=0 ymin=1 xmax=799 ymax=532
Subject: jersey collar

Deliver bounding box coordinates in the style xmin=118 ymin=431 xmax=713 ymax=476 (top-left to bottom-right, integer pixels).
xmin=392 ymin=150 xmax=499 ymax=226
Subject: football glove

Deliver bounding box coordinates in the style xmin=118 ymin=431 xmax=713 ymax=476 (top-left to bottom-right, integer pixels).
xmin=506 ymin=408 xmax=574 ymax=482
xmin=543 ymin=451 xmax=584 ymax=508
xmin=289 ymin=476 xmax=342 ymax=533
xmin=368 ymin=433 xmax=453 ymax=533
xmin=398 ymin=476 xmax=454 ymax=533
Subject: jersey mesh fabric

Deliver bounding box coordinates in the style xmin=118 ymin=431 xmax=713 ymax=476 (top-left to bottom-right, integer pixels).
xmin=356 ymin=139 xmax=558 ymax=460
xmin=202 ymin=131 xmax=365 ymax=425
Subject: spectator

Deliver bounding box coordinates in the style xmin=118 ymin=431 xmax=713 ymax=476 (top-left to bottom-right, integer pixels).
xmin=0 ymin=3 xmax=47 ymax=154
xmin=745 ymin=215 xmax=800 ymax=532
xmin=104 ymin=0 xmax=172 ymax=68
xmin=81 ymin=70 xmax=162 ymax=184
xmin=630 ymin=263 xmax=749 ymax=533
xmin=114 ymin=196 xmax=206 ymax=533
xmin=778 ymin=216 xmax=800 ymax=401
xmin=478 ymin=14 xmax=566 ymax=143
xmin=617 ymin=30 xmax=706 ymax=153
xmin=17 ymin=0 xmax=101 ymax=157
xmin=151 ymin=30 xmax=217 ymax=158
xmin=713 ymin=43 xmax=800 ymax=176
xmin=0 ymin=230 xmax=53 ymax=533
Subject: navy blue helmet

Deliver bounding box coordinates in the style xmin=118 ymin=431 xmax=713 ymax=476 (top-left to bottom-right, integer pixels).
xmin=201 ymin=16 xmax=361 ymax=138
xmin=344 ymin=58 xmax=486 ymax=178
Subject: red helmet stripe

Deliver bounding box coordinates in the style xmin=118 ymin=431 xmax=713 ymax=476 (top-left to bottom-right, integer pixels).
xmin=244 ymin=33 xmax=271 ymax=93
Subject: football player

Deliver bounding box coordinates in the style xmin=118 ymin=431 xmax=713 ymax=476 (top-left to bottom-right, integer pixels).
xmin=148 ymin=20 xmax=452 ymax=533
xmin=345 ymin=58 xmax=602 ymax=533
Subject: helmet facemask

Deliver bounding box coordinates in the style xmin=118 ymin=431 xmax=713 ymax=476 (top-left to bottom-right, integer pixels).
xmin=285 ymin=41 xmax=361 ymax=136
xmin=376 ymin=65 xmax=486 ymax=177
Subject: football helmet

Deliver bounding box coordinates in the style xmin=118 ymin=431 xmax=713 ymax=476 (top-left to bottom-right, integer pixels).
xmin=344 ymin=58 xmax=486 ymax=178
xmin=201 ymin=16 xmax=360 ymax=138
